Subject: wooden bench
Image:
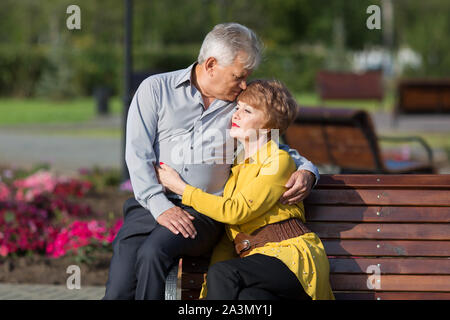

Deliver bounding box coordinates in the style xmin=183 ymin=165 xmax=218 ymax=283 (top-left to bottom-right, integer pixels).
xmin=283 ymin=107 xmax=435 ymax=174
xmin=165 ymin=174 xmax=450 ymax=300
xmin=394 ymin=78 xmax=450 ymax=124
xmin=316 ymin=70 xmax=384 ymax=101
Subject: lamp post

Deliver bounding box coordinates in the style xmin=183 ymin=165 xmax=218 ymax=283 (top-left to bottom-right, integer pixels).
xmin=122 ymin=0 xmax=133 ymax=182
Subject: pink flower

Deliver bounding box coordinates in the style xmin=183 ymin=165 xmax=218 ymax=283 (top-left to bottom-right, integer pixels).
xmin=119 ymin=179 xmax=133 ymax=192
xmin=0 ymin=244 xmax=8 ymax=257
xmin=0 ymin=182 xmax=10 ymax=201
xmin=45 ymin=218 xmax=123 ymax=258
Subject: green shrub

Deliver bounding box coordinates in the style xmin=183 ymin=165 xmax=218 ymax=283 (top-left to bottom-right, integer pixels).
xmin=0 ymin=45 xmax=327 ymax=98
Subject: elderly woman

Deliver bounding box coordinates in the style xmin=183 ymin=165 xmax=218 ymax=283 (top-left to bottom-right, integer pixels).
xmin=156 ymin=80 xmax=334 ymax=300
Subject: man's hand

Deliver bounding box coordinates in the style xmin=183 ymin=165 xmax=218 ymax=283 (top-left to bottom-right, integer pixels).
xmin=156 ymin=206 xmax=197 ymax=239
xmin=279 ymin=170 xmax=315 ymax=205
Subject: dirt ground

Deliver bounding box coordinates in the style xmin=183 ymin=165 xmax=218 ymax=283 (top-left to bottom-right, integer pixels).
xmin=0 ymin=186 xmax=132 ymax=286
xmin=0 ymin=250 xmax=112 ymax=286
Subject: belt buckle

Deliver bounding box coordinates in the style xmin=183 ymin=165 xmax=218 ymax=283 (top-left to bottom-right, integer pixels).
xmin=240 ymin=239 xmax=251 ymax=253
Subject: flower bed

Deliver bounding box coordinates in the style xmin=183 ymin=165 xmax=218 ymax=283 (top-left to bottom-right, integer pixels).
xmin=0 ymin=169 xmax=129 ymax=258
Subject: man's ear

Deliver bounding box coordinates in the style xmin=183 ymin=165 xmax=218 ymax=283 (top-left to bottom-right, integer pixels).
xmin=204 ymin=57 xmax=217 ymax=75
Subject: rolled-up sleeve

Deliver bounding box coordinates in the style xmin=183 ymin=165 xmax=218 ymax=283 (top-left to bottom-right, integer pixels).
xmin=125 ymin=79 xmax=174 ymax=219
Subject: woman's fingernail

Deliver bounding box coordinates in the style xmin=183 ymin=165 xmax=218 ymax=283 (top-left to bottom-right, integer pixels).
xmin=160 ymin=162 xmax=164 ymax=165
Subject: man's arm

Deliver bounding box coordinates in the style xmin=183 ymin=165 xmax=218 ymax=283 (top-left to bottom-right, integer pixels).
xmin=279 ymin=143 xmax=320 ymax=185
xmin=125 ymin=78 xmax=175 ymax=219
xmin=126 ymin=79 xmax=196 ymax=238
xmin=278 ymin=143 xmax=319 ymax=205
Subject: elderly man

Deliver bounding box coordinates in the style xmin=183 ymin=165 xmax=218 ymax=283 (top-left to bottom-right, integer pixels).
xmin=103 ymin=23 xmax=319 ymax=300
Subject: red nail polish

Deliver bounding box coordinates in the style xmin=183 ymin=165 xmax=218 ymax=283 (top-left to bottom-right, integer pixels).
xmin=160 ymin=162 xmax=164 ymax=165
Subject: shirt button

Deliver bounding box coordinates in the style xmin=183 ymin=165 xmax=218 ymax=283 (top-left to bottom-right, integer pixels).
xmin=190 ymin=146 xmax=193 ymax=150
xmin=184 ymin=168 xmax=189 ymax=172
xmin=249 ymin=199 xmax=253 ymax=203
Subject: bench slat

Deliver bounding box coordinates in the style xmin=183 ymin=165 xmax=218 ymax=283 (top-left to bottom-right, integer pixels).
xmin=181 ymin=273 xmax=205 ymax=289
xmin=182 ymin=290 xmax=450 ymax=300
xmin=330 ymin=274 xmax=450 ymax=292
xmin=329 ymin=257 xmax=450 ymax=275
xmin=305 ymin=189 xmax=450 ymax=206
xmin=305 ymin=205 xmax=450 ymax=223
xmin=316 ymin=174 xmax=450 ymax=188
xmin=181 ymin=257 xmax=450 ymax=275
xmin=181 ymin=257 xmax=210 ymax=273
xmin=309 ymin=222 xmax=450 ymax=240
xmin=334 ymin=291 xmax=450 ymax=300
xmin=323 ymin=240 xmax=450 ymax=257
xmin=181 ymin=289 xmax=201 ymax=300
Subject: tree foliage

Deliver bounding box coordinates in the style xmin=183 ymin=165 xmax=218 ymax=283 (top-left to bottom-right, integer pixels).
xmin=0 ymin=0 xmax=448 ymax=97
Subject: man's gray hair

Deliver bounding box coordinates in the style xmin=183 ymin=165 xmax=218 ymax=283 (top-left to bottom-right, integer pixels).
xmin=198 ymin=23 xmax=263 ymax=70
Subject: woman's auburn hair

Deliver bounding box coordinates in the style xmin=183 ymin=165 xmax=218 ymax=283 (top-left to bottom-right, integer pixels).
xmin=237 ymin=79 xmax=298 ymax=135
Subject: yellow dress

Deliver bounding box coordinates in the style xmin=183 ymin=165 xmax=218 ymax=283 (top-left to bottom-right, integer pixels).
xmin=181 ymin=140 xmax=335 ymax=300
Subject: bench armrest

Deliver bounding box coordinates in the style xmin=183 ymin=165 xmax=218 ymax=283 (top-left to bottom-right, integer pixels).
xmin=378 ymin=135 xmax=434 ymax=164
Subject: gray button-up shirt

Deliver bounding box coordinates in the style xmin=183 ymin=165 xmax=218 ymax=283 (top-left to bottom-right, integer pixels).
xmin=126 ymin=63 xmax=319 ymax=219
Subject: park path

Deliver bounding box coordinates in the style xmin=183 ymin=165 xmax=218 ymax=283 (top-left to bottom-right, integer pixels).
xmin=0 ymin=283 xmax=104 ymax=300
xmin=0 ymin=116 xmax=122 ymax=173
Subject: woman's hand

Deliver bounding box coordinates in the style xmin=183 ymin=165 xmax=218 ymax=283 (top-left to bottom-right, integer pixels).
xmin=155 ymin=162 xmax=187 ymax=195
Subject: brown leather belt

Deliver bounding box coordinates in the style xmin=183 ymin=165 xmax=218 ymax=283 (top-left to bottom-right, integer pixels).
xmin=234 ymin=218 xmax=311 ymax=258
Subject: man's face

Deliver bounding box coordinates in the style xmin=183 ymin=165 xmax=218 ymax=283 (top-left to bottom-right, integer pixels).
xmin=207 ymin=53 xmax=252 ymax=101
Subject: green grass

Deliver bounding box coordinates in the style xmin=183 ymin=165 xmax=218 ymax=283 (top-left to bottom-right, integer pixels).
xmin=294 ymin=92 xmax=395 ymax=112
xmin=379 ymin=131 xmax=450 ymax=159
xmin=0 ymin=92 xmax=395 ymax=127
xmin=0 ymin=97 xmax=122 ymax=126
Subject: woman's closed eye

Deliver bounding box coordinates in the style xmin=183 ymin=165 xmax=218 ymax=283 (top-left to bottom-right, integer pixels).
xmin=235 ymin=106 xmax=251 ymax=113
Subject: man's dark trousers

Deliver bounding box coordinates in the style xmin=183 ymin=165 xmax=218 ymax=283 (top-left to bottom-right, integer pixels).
xmin=103 ymin=197 xmax=223 ymax=300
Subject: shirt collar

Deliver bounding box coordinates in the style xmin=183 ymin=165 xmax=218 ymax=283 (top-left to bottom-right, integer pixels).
xmin=174 ymin=62 xmax=197 ymax=88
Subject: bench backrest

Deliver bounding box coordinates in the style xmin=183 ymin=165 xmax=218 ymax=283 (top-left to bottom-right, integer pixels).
xmin=283 ymin=107 xmax=384 ymax=172
xmin=396 ymin=79 xmax=450 ymax=114
xmin=304 ymin=174 xmax=450 ymax=300
xmin=179 ymin=174 xmax=450 ymax=300
xmin=316 ymin=70 xmax=384 ymax=101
